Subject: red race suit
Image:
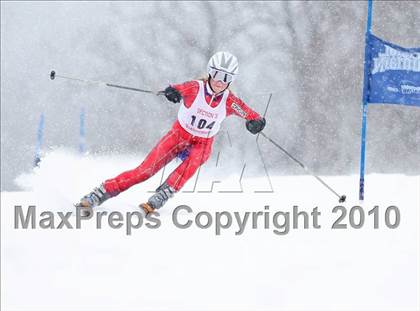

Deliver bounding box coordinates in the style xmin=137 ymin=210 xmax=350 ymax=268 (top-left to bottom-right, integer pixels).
xmin=103 ymin=79 xmax=262 ymax=195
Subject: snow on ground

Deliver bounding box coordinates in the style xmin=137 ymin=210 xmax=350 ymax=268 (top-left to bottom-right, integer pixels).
xmin=1 ymin=149 xmax=419 ymax=311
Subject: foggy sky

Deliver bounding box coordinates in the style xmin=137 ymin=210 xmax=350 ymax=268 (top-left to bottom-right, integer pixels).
xmin=1 ymin=1 xmax=419 ymax=190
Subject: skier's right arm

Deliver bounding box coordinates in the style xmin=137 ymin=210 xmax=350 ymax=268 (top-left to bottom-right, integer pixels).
xmin=162 ymin=86 xmax=182 ymax=103
xmin=162 ymin=81 xmax=199 ymax=107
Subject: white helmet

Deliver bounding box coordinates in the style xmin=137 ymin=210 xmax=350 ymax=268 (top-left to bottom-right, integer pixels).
xmin=207 ymin=51 xmax=239 ymax=83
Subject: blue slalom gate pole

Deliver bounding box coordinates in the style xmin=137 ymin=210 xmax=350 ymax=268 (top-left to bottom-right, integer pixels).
xmin=34 ymin=113 xmax=45 ymax=167
xmin=359 ymin=0 xmax=373 ymax=201
xmin=79 ymin=107 xmax=86 ymax=154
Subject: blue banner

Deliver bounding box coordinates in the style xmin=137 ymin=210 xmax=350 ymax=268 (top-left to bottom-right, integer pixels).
xmin=367 ymin=33 xmax=420 ymax=107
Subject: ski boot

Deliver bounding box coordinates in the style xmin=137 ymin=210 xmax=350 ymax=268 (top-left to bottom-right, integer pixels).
xmin=140 ymin=182 xmax=175 ymax=215
xmin=75 ymin=184 xmax=111 ymax=218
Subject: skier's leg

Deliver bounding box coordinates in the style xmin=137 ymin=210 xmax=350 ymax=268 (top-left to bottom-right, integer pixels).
xmin=166 ymin=139 xmax=213 ymax=191
xmin=77 ymin=127 xmax=187 ymax=211
xmin=103 ymin=128 xmax=188 ymax=195
xmin=140 ymin=139 xmax=213 ymax=214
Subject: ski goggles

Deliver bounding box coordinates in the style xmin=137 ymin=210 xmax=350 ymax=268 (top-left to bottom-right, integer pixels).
xmin=209 ymin=68 xmax=235 ymax=84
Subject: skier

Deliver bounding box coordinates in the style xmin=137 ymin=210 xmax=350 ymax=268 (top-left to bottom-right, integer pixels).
xmin=76 ymin=51 xmax=266 ymax=215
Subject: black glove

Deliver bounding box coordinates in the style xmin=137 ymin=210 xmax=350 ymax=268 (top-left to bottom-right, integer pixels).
xmin=246 ymin=117 xmax=266 ymax=134
xmin=163 ymin=86 xmax=182 ymax=103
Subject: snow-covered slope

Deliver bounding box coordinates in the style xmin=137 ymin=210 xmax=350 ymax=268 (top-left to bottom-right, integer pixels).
xmin=1 ymin=150 xmax=419 ymax=310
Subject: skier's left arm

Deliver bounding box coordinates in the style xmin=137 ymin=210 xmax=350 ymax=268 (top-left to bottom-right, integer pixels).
xmin=226 ymin=94 xmax=266 ymax=135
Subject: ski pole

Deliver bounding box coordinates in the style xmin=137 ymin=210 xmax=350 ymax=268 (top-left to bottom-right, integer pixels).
xmin=50 ymin=70 xmax=164 ymax=96
xmin=259 ymin=131 xmax=346 ymax=203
